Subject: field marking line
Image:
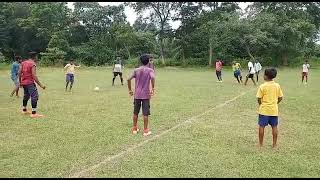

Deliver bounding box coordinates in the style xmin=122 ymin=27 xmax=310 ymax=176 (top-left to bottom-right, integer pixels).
xmin=69 ymin=88 xmax=255 ymax=178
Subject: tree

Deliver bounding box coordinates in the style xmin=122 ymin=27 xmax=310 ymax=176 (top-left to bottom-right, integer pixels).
xmin=128 ymin=2 xmax=179 ymax=65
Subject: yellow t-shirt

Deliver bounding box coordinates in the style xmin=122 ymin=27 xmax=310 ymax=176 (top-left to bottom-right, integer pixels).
xmin=64 ymin=64 xmax=76 ymax=74
xmin=256 ymin=81 xmax=283 ymax=116
xmin=232 ymin=63 xmax=241 ymax=71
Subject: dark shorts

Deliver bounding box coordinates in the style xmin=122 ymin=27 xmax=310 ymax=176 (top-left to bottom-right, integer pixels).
xmin=133 ymin=99 xmax=150 ymax=116
xmin=23 ymin=83 xmax=39 ymax=100
xmin=247 ymin=74 xmax=254 ymax=78
xmin=216 ymin=70 xmax=222 ymax=76
xmin=66 ymin=74 xmax=74 ymax=83
xmin=234 ymin=70 xmax=241 ymax=78
xmin=113 ymin=72 xmax=123 ymax=77
xmin=302 ymin=72 xmax=308 ymax=77
xmin=258 ymin=114 xmax=278 ymax=127
xmin=11 ymin=77 xmax=19 ymax=87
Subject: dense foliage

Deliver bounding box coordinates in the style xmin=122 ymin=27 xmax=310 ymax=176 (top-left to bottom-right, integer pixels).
xmin=0 ymin=2 xmax=319 ymax=66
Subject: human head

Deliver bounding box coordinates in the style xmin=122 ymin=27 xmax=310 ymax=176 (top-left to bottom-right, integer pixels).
xmin=70 ymin=59 xmax=74 ymax=64
xmin=149 ymin=55 xmax=153 ymax=62
xmin=232 ymin=61 xmax=236 ymax=65
xmin=140 ymin=54 xmax=150 ymax=65
xmin=28 ymin=51 xmax=38 ymax=61
xmin=305 ymin=60 xmax=308 ymax=64
xmin=15 ymin=55 xmax=22 ymax=63
xmin=264 ymin=67 xmax=277 ymax=81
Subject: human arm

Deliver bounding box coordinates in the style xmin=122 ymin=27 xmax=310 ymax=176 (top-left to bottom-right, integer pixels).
xmin=127 ymin=70 xmax=136 ymax=96
xmin=257 ymin=98 xmax=262 ymax=105
xmin=278 ymin=97 xmax=283 ymax=104
xmin=31 ymin=66 xmax=45 ymax=89
xmin=18 ymin=66 xmax=22 ymax=86
xmin=150 ymin=70 xmax=155 ymax=96
xmin=277 ymin=85 xmax=283 ymax=104
xmin=64 ymin=64 xmax=69 ymax=69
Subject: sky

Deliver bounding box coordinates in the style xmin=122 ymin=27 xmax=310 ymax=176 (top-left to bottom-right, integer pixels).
xmin=67 ymin=2 xmax=252 ymax=29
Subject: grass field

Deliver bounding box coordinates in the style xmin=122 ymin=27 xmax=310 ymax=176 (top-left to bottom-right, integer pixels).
xmin=1 ymin=66 xmax=320 ymax=178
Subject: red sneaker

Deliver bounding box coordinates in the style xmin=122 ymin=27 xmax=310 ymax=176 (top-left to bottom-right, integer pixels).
xmin=30 ymin=113 xmax=44 ymax=118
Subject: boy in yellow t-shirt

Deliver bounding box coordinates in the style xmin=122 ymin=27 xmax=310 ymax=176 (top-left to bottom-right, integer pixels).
xmin=64 ymin=59 xmax=80 ymax=92
xmin=256 ymin=68 xmax=283 ymax=148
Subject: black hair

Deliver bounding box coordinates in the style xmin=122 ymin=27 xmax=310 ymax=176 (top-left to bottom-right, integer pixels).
xmin=264 ymin=68 xmax=277 ymax=80
xmin=15 ymin=55 xmax=22 ymax=61
xmin=140 ymin=54 xmax=150 ymax=65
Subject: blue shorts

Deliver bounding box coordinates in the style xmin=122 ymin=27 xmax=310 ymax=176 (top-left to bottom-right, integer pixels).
xmin=258 ymin=114 xmax=278 ymax=127
xmin=11 ymin=77 xmax=19 ymax=87
xmin=66 ymin=74 xmax=74 ymax=83
xmin=234 ymin=70 xmax=241 ymax=78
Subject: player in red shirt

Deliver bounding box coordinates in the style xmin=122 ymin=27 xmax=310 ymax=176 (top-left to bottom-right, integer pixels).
xmin=18 ymin=51 xmax=46 ymax=118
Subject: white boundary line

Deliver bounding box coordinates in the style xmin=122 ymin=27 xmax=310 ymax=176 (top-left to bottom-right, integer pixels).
xmin=69 ymin=89 xmax=254 ymax=178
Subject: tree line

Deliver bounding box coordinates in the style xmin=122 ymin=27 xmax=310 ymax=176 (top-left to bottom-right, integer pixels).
xmin=0 ymin=2 xmax=319 ymax=67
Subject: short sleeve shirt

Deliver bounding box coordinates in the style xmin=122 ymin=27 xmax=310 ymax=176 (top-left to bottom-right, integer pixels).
xmin=248 ymin=62 xmax=255 ymax=74
xmin=256 ymin=81 xmax=283 ymax=116
xmin=20 ymin=60 xmax=36 ymax=86
xmin=128 ymin=66 xmax=155 ymax=99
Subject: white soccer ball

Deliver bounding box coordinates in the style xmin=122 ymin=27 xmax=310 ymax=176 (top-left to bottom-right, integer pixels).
xmin=94 ymin=86 xmax=100 ymax=91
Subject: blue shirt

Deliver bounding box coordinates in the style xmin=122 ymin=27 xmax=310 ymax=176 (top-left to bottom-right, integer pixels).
xmin=11 ymin=62 xmax=20 ymax=79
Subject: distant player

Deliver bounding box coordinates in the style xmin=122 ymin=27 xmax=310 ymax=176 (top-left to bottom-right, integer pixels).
xmin=112 ymin=57 xmax=124 ymax=86
xmin=254 ymin=60 xmax=262 ymax=82
xmin=232 ymin=61 xmax=242 ymax=84
xmin=215 ymin=59 xmax=223 ymax=82
xmin=10 ymin=56 xmax=23 ymax=97
xmin=64 ymin=59 xmax=80 ymax=92
xmin=256 ymin=68 xmax=283 ymax=148
xmin=244 ymin=59 xmax=257 ymax=86
xmin=127 ymin=54 xmax=155 ymax=137
xmin=302 ymin=60 xmax=310 ymax=84
xmin=19 ymin=51 xmax=46 ymax=118
xmin=147 ymin=55 xmax=155 ymax=71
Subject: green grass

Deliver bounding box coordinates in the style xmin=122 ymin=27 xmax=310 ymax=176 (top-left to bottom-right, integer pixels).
xmin=0 ymin=66 xmax=320 ymax=177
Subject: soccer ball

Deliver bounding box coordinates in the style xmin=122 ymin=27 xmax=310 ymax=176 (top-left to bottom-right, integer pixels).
xmin=94 ymin=86 xmax=100 ymax=91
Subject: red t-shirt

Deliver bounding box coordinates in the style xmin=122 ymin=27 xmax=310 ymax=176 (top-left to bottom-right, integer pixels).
xmin=20 ymin=59 xmax=36 ymax=85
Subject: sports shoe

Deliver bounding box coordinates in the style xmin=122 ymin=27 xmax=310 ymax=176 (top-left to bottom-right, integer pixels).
xmin=30 ymin=113 xmax=44 ymax=118
xmin=132 ymin=127 xmax=140 ymax=134
xmin=143 ymin=129 xmax=152 ymax=137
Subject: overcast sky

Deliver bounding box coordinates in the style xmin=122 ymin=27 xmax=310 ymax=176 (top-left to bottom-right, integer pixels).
xmin=67 ymin=2 xmax=252 ymax=29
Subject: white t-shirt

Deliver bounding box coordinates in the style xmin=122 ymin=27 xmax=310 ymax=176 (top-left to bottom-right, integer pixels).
xmin=248 ymin=61 xmax=255 ymax=74
xmin=113 ymin=64 xmax=122 ymax=72
xmin=302 ymin=64 xmax=310 ymax=72
xmin=254 ymin=62 xmax=262 ymax=72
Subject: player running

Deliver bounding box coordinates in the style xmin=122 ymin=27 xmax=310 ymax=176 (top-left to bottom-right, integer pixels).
xmin=244 ymin=59 xmax=257 ymax=86
xmin=232 ymin=61 xmax=243 ymax=84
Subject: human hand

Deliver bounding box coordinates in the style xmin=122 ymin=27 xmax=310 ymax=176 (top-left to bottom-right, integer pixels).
xmin=129 ymin=90 xmax=133 ymax=96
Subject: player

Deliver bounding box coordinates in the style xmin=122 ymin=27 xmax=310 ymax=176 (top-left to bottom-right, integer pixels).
xmin=256 ymin=68 xmax=283 ymax=148
xmin=112 ymin=57 xmax=124 ymax=86
xmin=254 ymin=60 xmax=262 ymax=82
xmin=19 ymin=51 xmax=46 ymax=118
xmin=64 ymin=59 xmax=80 ymax=92
xmin=147 ymin=55 xmax=155 ymax=71
xmin=10 ymin=56 xmax=23 ymax=97
xmin=302 ymin=60 xmax=310 ymax=84
xmin=244 ymin=59 xmax=257 ymax=86
xmin=127 ymin=54 xmax=155 ymax=137
xmin=215 ymin=59 xmax=223 ymax=82
xmin=232 ymin=61 xmax=243 ymax=84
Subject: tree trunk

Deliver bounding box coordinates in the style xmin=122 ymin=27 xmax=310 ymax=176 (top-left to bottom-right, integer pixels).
xmin=182 ymin=48 xmax=186 ymax=66
xmin=245 ymin=44 xmax=255 ymax=61
xmin=282 ymin=52 xmax=288 ymax=66
xmin=124 ymin=45 xmax=131 ymax=60
xmin=160 ymin=38 xmax=165 ymax=65
xmin=209 ymin=42 xmax=213 ymax=67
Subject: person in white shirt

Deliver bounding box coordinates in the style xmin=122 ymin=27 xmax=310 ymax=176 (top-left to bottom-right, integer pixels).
xmin=302 ymin=60 xmax=310 ymax=84
xmin=112 ymin=57 xmax=124 ymax=86
xmin=254 ymin=60 xmax=262 ymax=82
xmin=244 ymin=59 xmax=257 ymax=86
